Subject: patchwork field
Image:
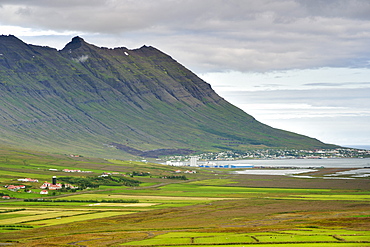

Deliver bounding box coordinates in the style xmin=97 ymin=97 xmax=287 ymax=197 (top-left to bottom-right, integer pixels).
xmin=0 ymin=146 xmax=369 ymax=246
xmin=121 ymin=229 xmax=370 ymax=246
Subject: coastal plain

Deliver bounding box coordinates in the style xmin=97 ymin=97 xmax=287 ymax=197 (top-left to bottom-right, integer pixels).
xmin=0 ymin=146 xmax=369 ymax=246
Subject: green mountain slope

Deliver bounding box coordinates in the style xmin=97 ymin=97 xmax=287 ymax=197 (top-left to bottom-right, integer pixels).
xmin=0 ymin=35 xmax=336 ymax=158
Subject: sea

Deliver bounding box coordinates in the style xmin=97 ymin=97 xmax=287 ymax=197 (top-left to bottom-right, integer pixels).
xmin=208 ymin=158 xmax=370 ymax=169
xmin=204 ymin=158 xmax=370 ymax=177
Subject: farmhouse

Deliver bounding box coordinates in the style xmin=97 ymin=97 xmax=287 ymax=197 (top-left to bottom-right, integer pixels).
xmin=166 ymin=161 xmax=184 ymax=166
xmin=40 ymin=190 xmax=48 ymax=194
xmin=5 ymin=185 xmax=26 ymax=191
xmin=184 ymin=170 xmax=197 ymax=174
xmin=63 ymin=169 xmax=81 ymax=173
xmin=40 ymin=176 xmax=77 ymax=190
xmin=17 ymin=178 xmax=39 ymax=182
xmin=40 ymin=182 xmax=77 ymax=190
xmin=40 ymin=181 xmax=59 ymax=189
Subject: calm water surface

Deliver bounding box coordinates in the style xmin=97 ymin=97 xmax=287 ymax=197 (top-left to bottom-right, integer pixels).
xmin=210 ymin=158 xmax=370 ymax=168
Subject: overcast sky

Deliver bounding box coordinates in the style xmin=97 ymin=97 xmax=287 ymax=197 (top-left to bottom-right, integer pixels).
xmin=1 ymin=0 xmax=369 ymax=147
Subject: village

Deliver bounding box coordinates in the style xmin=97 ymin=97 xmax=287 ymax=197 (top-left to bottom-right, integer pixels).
xmin=1 ymin=166 xmax=117 ymax=199
xmin=164 ymin=148 xmax=370 ymax=163
xmin=1 ymin=166 xmax=198 ymax=200
xmin=2 ymin=175 xmax=78 ymax=198
xmin=2 ymin=148 xmax=369 ymax=200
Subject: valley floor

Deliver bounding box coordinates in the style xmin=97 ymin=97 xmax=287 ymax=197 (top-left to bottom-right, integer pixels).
xmin=0 ymin=149 xmax=369 ymax=246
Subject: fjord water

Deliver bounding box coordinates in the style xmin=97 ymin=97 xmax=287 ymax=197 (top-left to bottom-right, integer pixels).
xmin=211 ymin=158 xmax=370 ymax=168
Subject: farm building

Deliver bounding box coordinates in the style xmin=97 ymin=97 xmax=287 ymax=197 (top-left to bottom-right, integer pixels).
xmin=40 ymin=176 xmax=77 ymax=190
xmin=17 ymin=178 xmax=39 ymax=182
xmin=5 ymin=185 xmax=26 ymax=191
xmin=40 ymin=182 xmax=77 ymax=190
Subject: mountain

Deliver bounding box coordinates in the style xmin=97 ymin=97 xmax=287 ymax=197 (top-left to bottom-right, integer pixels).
xmin=0 ymin=35 xmax=337 ymax=158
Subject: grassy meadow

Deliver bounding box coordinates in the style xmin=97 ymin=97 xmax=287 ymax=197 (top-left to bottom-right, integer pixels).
xmin=0 ymin=145 xmax=369 ymax=246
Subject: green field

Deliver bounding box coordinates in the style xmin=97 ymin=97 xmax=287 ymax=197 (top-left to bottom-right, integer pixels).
xmin=0 ymin=146 xmax=369 ymax=246
xmin=121 ymin=229 xmax=370 ymax=246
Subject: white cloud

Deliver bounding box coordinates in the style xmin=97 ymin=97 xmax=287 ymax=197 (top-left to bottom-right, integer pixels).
xmin=261 ymin=116 xmax=370 ymax=146
xmin=72 ymin=55 xmax=89 ymax=63
xmin=0 ymin=25 xmax=79 ymax=37
xmin=214 ymin=87 xmax=370 ymax=145
xmin=200 ymin=68 xmax=370 ymax=92
xmin=240 ymin=104 xmax=368 ymax=120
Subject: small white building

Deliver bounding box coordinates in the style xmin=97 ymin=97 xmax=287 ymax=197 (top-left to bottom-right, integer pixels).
xmin=17 ymin=178 xmax=39 ymax=182
xmin=184 ymin=170 xmax=197 ymax=174
xmin=166 ymin=161 xmax=184 ymax=166
xmin=189 ymin=156 xmax=198 ymax=167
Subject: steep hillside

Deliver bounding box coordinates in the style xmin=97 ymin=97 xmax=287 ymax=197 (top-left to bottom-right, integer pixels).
xmin=0 ymin=35 xmax=336 ymax=158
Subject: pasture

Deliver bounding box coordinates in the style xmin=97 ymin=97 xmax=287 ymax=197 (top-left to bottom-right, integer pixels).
xmin=121 ymin=229 xmax=370 ymax=246
xmin=0 ymin=146 xmax=369 ymax=246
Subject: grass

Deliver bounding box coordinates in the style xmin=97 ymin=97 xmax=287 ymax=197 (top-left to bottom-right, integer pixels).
xmin=280 ymin=194 xmax=370 ymax=201
xmin=168 ymin=244 xmax=369 ymax=247
xmin=0 ymin=35 xmax=339 ymax=162
xmin=56 ymin=193 xmax=230 ymax=209
xmin=0 ymin=210 xmax=87 ymax=225
xmin=0 ymin=146 xmax=369 ymax=246
xmin=118 ymin=182 xmax=335 ymax=199
xmin=0 ymin=214 xmax=31 ymax=221
xmin=185 ymin=178 xmax=238 ymax=186
xmin=121 ymin=229 xmax=370 ymax=246
xmin=24 ymin=211 xmax=132 ymax=227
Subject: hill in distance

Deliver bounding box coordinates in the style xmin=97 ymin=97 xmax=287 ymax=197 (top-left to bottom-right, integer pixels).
xmin=0 ymin=35 xmax=337 ymax=158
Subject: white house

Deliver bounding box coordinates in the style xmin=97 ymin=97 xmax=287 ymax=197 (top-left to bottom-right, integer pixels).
xmin=17 ymin=178 xmax=39 ymax=182
xmin=189 ymin=156 xmax=198 ymax=167
xmin=184 ymin=170 xmax=197 ymax=174
xmin=166 ymin=161 xmax=184 ymax=166
xmin=40 ymin=182 xmax=77 ymax=190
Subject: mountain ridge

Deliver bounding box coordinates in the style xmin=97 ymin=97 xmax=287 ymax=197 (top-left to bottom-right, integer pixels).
xmin=0 ymin=35 xmax=337 ymax=158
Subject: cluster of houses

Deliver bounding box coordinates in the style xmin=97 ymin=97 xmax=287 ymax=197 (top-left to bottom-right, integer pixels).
xmin=1 ymin=195 xmax=16 ymax=199
xmin=166 ymin=156 xmax=199 ymax=167
xmin=4 ymin=184 xmax=26 ymax=191
xmin=62 ymin=169 xmax=92 ymax=173
xmin=98 ymin=172 xmax=120 ymax=177
xmin=48 ymin=168 xmax=92 ymax=173
xmin=174 ymin=170 xmax=197 ymax=174
xmin=39 ymin=182 xmax=77 ymax=190
xmin=39 ymin=176 xmax=77 ymax=194
xmin=63 ymin=169 xmax=82 ymax=173
xmin=3 ymin=178 xmax=40 ymax=194
xmin=2 ymin=176 xmax=78 ymax=196
xmin=69 ymin=154 xmax=81 ymax=157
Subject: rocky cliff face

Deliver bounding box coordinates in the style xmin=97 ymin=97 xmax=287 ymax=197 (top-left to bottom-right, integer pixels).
xmin=0 ymin=35 xmax=336 ymax=158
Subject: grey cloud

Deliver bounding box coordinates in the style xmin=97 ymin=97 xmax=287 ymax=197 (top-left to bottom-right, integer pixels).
xmin=297 ymin=0 xmax=370 ymax=20
xmin=2 ymin=0 xmax=370 ymax=72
